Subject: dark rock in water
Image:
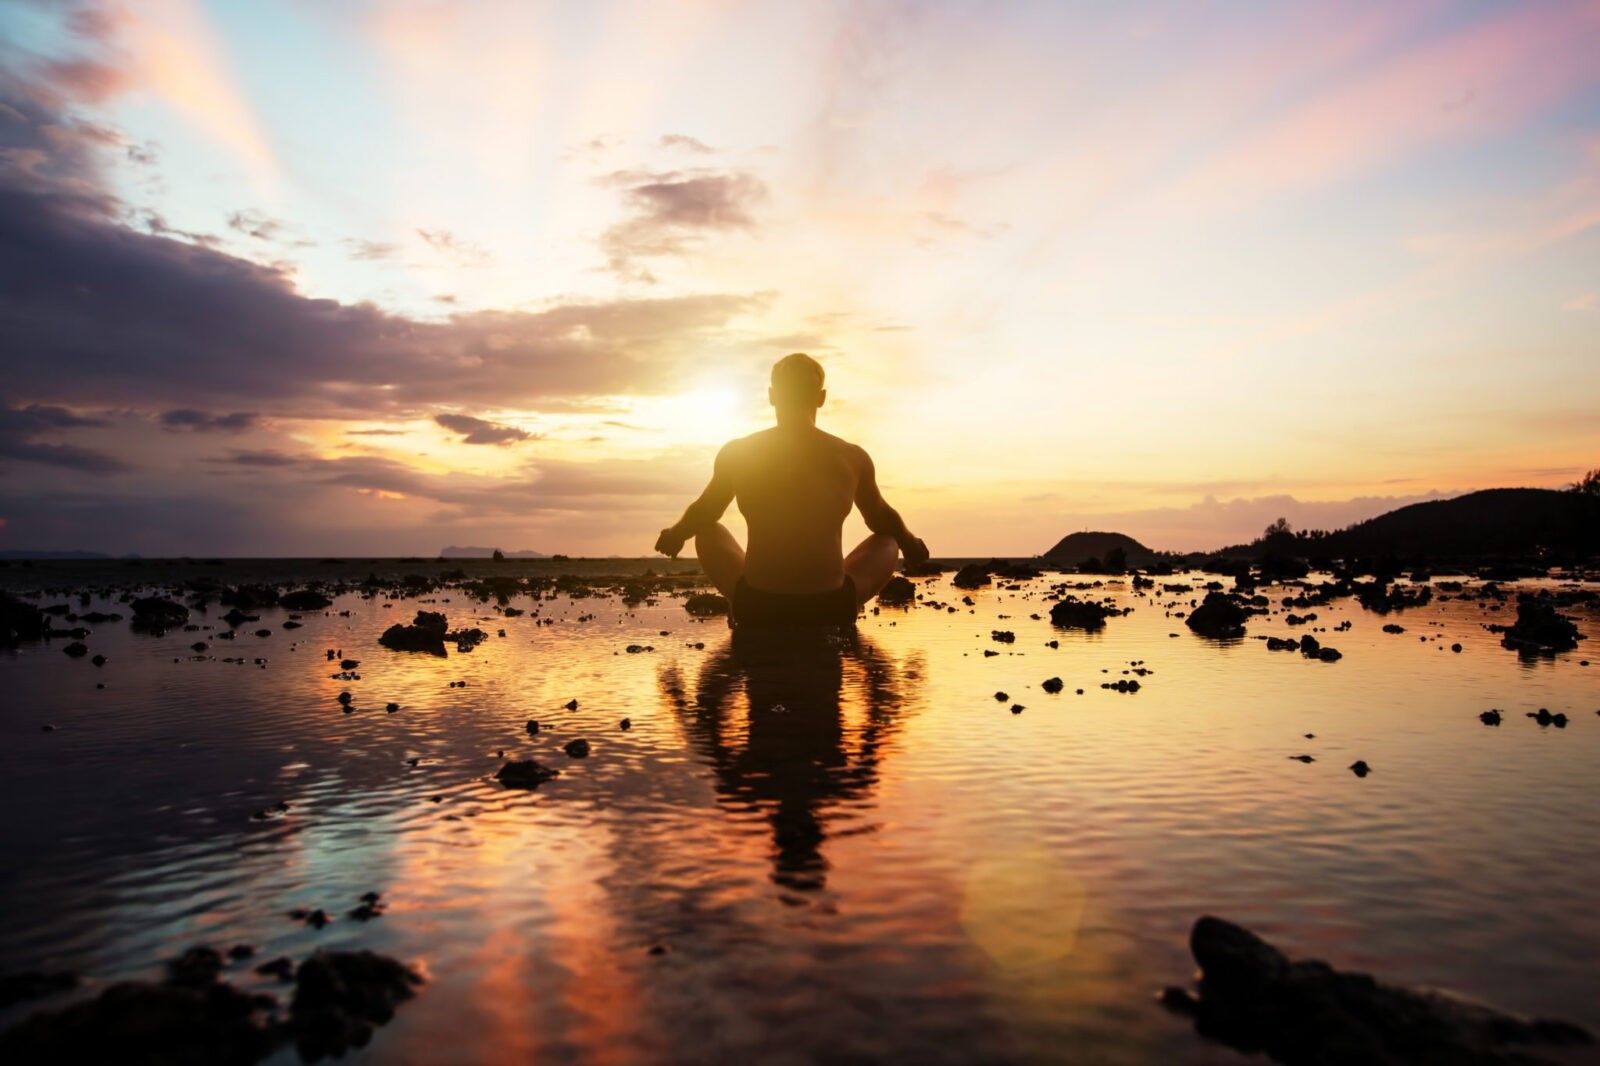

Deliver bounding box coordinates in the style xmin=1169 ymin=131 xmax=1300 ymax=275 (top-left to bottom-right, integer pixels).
xmin=684 ymin=593 xmax=730 ymax=617
xmin=1167 ymin=915 xmax=1592 ymax=1065
xmin=993 ymin=691 xmax=1009 ymax=702
xmin=252 ymin=629 xmax=272 ymax=639
xmin=1451 ymin=643 xmax=1462 ymax=653
xmin=168 ymin=946 xmax=225 ymax=989
xmin=1049 ymin=597 xmax=1112 ymax=630
xmin=0 ymin=977 xmax=282 ymax=1065
xmin=525 ymin=719 xmax=540 ymax=735
xmin=130 ymin=597 xmax=189 ymax=633
xmin=1349 ymin=760 xmax=1371 ymax=778
xmin=1500 ymin=596 xmax=1584 ymax=656
xmin=379 ymin=611 xmax=450 ymax=655
xmin=1265 ymin=636 xmax=1298 ymax=651
xmin=1101 ymin=679 xmax=1140 ymax=693
xmin=221 ymin=608 xmax=258 ymax=628
xmin=290 ymin=950 xmax=423 ymax=1062
xmin=0 ymin=971 xmax=77 ymax=1008
xmin=62 ymin=642 xmax=88 ymax=658
xmin=91 ymin=654 xmax=106 ymax=667
xmin=1288 ymin=755 xmax=1314 ymax=763
xmin=952 ymin=563 xmax=991 ymax=589
xmin=991 ymin=630 xmax=1015 ymax=643
xmin=279 ymin=589 xmax=332 ymax=611
xmin=1529 ymin=708 xmax=1568 ymax=728
xmin=619 ymin=717 xmax=632 ymax=731
xmin=496 ymin=759 xmax=559 ymax=789
xmin=191 ymin=641 xmax=209 ymax=653
xmin=1298 ymin=633 xmax=1321 ymax=658
xmin=876 ymin=576 xmax=916 ymax=606
xmin=1479 ymin=709 xmax=1502 ymax=726
xmin=1382 ymin=624 xmax=1405 ymax=634
xmin=1 ymin=592 xmax=48 ymax=647
xmin=1316 ymin=647 xmax=1342 ymax=662
xmin=447 ymin=627 xmax=488 ymax=652
xmin=385 ymin=702 xmax=399 ymax=713
xmin=564 ymin=739 xmax=591 ymax=758
xmin=565 ymin=699 xmax=579 ymax=711
xmin=1041 ymin=677 xmax=1064 ymax=694
xmin=1186 ymin=592 xmax=1248 ymax=638
xmin=255 ymin=956 xmax=295 ymax=982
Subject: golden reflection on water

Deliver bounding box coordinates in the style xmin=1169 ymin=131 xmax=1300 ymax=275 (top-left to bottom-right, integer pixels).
xmin=1 ymin=568 xmax=1598 ymax=1062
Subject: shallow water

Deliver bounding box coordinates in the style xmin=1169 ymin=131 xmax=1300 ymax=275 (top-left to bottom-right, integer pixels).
xmin=1 ymin=564 xmax=1597 ymax=1063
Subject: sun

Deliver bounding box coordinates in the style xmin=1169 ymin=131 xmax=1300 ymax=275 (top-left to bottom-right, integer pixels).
xmin=650 ymin=386 xmax=747 ymax=445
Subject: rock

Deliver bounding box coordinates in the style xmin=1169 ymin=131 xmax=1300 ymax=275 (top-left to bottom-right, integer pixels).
xmin=1186 ymin=592 xmax=1248 ymax=638
xmin=1500 ymin=597 xmax=1584 ymax=655
xmin=525 ymin=719 xmax=540 ymax=735
xmin=1288 ymin=755 xmax=1314 ymax=763
xmin=0 ymin=592 xmax=48 ymax=647
xmin=168 ymin=946 xmax=225 ymax=988
xmin=1317 ymin=647 xmax=1342 ymax=662
xmin=564 ymin=699 xmax=579 ymax=711
xmin=1041 ymin=677 xmax=1064 ymax=694
xmin=0 ymin=977 xmax=281 ymax=1064
xmin=564 ymin=739 xmax=590 ymax=758
xmin=130 ymin=597 xmax=189 ymax=633
xmin=877 ymin=576 xmax=916 ymax=605
xmin=1529 ymin=708 xmax=1568 ymax=728
xmin=994 ymin=691 xmax=1009 ymax=702
xmin=952 ymin=563 xmax=991 ymax=589
xmin=90 ymin=654 xmax=106 ymax=666
xmin=1479 ymin=709 xmax=1502 ymax=725
xmin=1010 ymin=704 xmax=1024 ymax=714
xmin=1101 ymin=679 xmax=1140 ymax=693
xmin=496 ymin=760 xmax=559 ymax=789
xmin=619 ymin=717 xmax=632 ymax=731
xmin=1298 ymin=633 xmax=1321 ymax=658
xmin=290 ymin=950 xmax=423 ymax=1062
xmin=0 ymin=971 xmax=77 ymax=1009
xmin=1167 ymin=915 xmax=1592 ymax=1064
xmin=62 ymin=642 xmax=88 ymax=658
xmin=220 ymin=608 xmax=258 ymax=628
xmin=378 ymin=611 xmax=450 ymax=655
xmin=279 ymin=590 xmax=332 ymax=611
xmin=255 ymin=957 xmax=295 ymax=982
xmin=1349 ymin=760 xmax=1371 ymax=778
xmin=1049 ymin=597 xmax=1112 ymax=630
xmin=386 ymin=702 xmax=399 ymax=713
xmin=683 ymin=593 xmax=730 ymax=617
xmin=1382 ymin=624 xmax=1405 ymax=634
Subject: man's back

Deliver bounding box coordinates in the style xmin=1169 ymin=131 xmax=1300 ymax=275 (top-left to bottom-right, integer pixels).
xmin=727 ymin=426 xmax=859 ymax=593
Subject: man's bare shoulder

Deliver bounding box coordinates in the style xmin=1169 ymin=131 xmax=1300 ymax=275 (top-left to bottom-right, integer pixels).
xmin=819 ymin=431 xmax=872 ymax=470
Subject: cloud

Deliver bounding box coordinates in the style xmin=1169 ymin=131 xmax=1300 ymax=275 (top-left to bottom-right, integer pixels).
xmin=0 ymin=401 xmax=126 ymax=474
xmin=344 ymin=237 xmax=400 ymax=261
xmin=659 ymin=133 xmax=713 ymax=154
xmin=159 ymin=408 xmax=257 ymax=432
xmin=0 ymin=72 xmax=769 ymax=415
xmin=600 ymin=168 xmax=767 ymax=280
xmin=227 ymin=208 xmax=282 ymax=240
xmin=416 ymin=227 xmax=491 ymax=266
xmin=433 ymin=413 xmax=532 ymax=445
xmin=205 ymin=448 xmax=301 ymax=467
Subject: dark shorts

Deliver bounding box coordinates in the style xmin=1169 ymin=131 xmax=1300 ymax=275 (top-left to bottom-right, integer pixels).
xmin=732 ymin=576 xmax=859 ymax=628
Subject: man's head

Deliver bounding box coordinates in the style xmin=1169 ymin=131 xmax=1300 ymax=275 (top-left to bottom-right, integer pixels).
xmin=769 ymin=352 xmax=825 ymax=420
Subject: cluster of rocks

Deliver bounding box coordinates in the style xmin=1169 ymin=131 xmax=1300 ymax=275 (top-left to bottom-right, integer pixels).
xmin=1162 ymin=916 xmax=1591 ymax=1064
xmin=1494 ymin=596 xmax=1585 ymax=656
xmin=0 ymin=944 xmax=421 ymax=1065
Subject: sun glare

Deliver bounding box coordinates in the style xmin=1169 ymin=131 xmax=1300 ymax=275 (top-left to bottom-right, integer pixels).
xmin=648 ymin=387 xmax=747 ymax=445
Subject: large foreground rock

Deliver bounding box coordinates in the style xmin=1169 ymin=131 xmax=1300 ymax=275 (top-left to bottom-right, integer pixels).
xmin=1186 ymin=592 xmax=1249 ymax=638
xmin=291 ymin=950 xmax=423 ymax=1061
xmin=1048 ymin=597 xmax=1113 ymax=630
xmin=1 ymin=593 xmax=46 ymax=647
xmin=876 ymin=576 xmax=916 ymax=606
xmin=1499 ymin=597 xmax=1584 ymax=656
xmin=1167 ymin=916 xmax=1592 ymax=1065
xmin=379 ymin=611 xmax=449 ymax=654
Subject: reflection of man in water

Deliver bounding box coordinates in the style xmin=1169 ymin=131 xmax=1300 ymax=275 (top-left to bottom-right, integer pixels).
xmin=659 ymin=632 xmax=913 ymax=891
xmin=655 ymin=353 xmax=929 ymax=627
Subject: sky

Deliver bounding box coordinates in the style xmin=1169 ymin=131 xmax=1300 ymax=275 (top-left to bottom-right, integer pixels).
xmin=0 ymin=0 xmax=1596 ymax=557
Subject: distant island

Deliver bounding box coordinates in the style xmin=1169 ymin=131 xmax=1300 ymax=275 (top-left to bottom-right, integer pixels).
xmin=1042 ymin=484 xmax=1598 ymax=567
xmin=0 ymin=550 xmax=119 ymax=560
xmin=1042 ymin=531 xmax=1158 ymax=566
xmin=438 ymin=546 xmax=550 ymax=559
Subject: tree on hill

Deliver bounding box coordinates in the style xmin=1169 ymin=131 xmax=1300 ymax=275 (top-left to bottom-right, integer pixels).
xmin=1572 ymin=468 xmax=1600 ymax=497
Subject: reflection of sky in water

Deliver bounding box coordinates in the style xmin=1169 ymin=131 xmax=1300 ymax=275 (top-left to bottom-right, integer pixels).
xmin=0 ymin=569 xmax=1597 ymax=1062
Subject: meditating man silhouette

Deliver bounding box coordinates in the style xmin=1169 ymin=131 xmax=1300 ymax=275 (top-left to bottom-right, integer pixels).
xmin=655 ymin=353 xmax=930 ymax=626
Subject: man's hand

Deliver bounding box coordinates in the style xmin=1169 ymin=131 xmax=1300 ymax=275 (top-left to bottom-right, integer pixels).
xmin=655 ymin=526 xmax=688 ymax=558
xmin=899 ymin=535 xmax=930 ymax=567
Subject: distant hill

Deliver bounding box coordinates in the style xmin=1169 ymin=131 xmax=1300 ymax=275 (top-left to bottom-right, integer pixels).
xmin=1310 ymin=488 xmax=1597 ymax=557
xmin=1041 ymin=530 xmax=1158 ymax=564
xmin=0 ymin=549 xmax=113 ymax=560
xmin=438 ymin=546 xmax=549 ymax=559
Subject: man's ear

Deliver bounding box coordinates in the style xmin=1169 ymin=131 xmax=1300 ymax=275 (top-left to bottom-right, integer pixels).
xmin=816 ymin=389 xmax=827 ymax=409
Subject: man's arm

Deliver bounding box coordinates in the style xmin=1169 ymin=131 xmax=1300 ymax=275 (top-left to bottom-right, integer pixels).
xmin=853 ymin=448 xmax=929 ymax=565
xmin=655 ymin=444 xmax=737 ymax=557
